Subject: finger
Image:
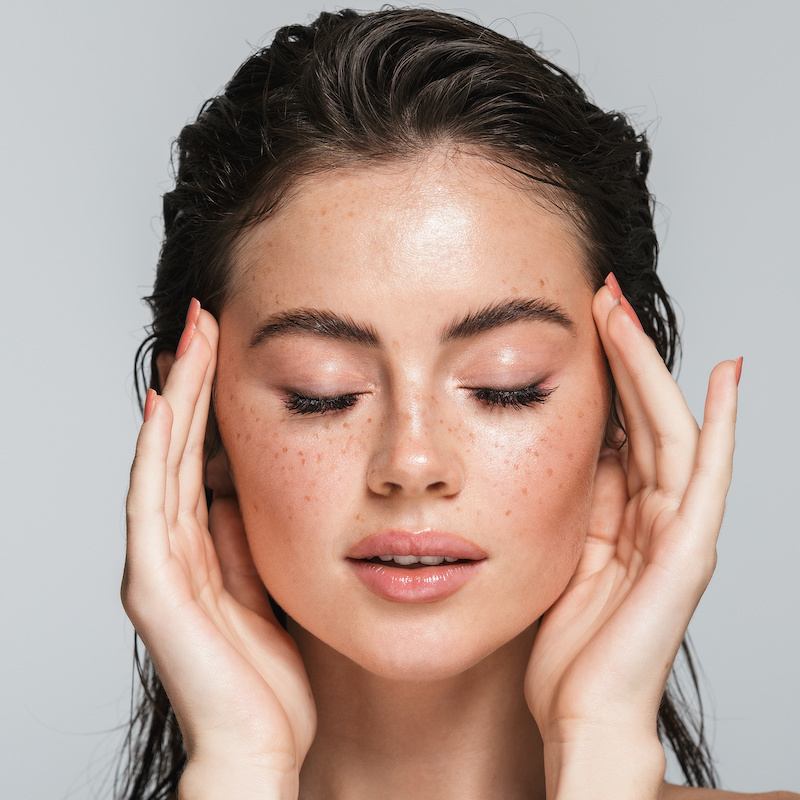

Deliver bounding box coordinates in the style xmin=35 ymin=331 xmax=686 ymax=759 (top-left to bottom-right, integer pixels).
xmin=159 ymin=303 xmax=213 ymax=522
xmin=572 ymin=449 xmax=629 ymax=580
xmin=677 ymin=359 xmax=739 ymax=569
xmin=593 ymin=286 xmax=657 ymax=490
xmin=178 ymin=310 xmax=219 ymax=517
xmin=597 ymin=283 xmax=700 ymax=498
xmin=209 ymin=497 xmax=276 ymax=622
xmin=125 ymin=393 xmax=174 ymax=571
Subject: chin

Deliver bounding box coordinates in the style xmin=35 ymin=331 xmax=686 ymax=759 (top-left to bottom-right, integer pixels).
xmin=290 ymin=604 xmax=538 ymax=684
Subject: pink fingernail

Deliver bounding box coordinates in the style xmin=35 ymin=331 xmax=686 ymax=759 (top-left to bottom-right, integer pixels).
xmin=175 ymin=298 xmax=201 ymax=360
xmin=144 ymin=388 xmax=157 ymax=421
xmin=605 ymin=272 xmax=622 ymax=301
xmin=620 ymin=295 xmax=644 ymax=332
xmin=605 ymin=273 xmax=644 ymax=331
xmin=735 ymin=356 xmax=743 ymax=386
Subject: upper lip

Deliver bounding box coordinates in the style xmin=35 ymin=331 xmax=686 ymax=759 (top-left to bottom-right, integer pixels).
xmin=347 ymin=529 xmax=487 ymax=561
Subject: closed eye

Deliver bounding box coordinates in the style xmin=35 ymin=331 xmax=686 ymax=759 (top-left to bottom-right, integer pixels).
xmin=283 ymin=392 xmax=360 ymax=415
xmin=471 ymin=384 xmax=554 ymax=409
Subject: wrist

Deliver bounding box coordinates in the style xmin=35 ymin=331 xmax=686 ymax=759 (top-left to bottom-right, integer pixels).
xmin=178 ymin=756 xmax=299 ymax=800
xmin=543 ymin=729 xmax=665 ymax=800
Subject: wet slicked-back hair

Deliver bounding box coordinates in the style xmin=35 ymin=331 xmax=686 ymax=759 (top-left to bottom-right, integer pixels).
xmin=122 ymin=9 xmax=713 ymax=798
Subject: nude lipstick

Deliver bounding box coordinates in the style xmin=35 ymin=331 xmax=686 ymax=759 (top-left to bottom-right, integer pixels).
xmin=347 ymin=530 xmax=486 ymax=602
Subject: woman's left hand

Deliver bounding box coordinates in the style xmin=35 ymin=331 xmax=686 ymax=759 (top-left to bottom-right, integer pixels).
xmin=525 ymin=277 xmax=740 ymax=798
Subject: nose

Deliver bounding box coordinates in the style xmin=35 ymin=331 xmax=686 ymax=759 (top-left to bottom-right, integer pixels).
xmin=366 ymin=398 xmax=465 ymax=498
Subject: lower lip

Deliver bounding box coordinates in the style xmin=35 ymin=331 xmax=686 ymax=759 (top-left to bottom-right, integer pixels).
xmin=347 ymin=559 xmax=484 ymax=603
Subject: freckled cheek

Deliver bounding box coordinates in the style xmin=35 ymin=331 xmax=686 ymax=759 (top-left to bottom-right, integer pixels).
xmin=217 ymin=402 xmax=372 ymax=558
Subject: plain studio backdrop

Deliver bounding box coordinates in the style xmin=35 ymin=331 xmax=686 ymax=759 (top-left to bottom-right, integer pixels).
xmin=2 ymin=1 xmax=798 ymax=796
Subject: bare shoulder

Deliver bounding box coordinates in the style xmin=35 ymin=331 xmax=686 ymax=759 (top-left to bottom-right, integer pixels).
xmin=663 ymin=785 xmax=800 ymax=800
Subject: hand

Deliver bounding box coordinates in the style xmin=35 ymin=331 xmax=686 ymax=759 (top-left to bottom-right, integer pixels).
xmin=122 ymin=303 xmax=316 ymax=799
xmin=525 ymin=278 xmax=739 ymax=797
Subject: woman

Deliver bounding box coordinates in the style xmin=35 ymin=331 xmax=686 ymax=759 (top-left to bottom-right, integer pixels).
xmin=119 ymin=8 xmax=793 ymax=799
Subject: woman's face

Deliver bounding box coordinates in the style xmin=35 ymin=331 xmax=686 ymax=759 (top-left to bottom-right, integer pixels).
xmin=214 ymin=152 xmax=610 ymax=679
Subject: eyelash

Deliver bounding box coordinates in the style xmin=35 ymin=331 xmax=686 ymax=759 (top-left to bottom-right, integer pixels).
xmin=283 ymin=393 xmax=360 ymax=415
xmin=471 ymin=384 xmax=554 ymax=409
xmin=282 ymin=384 xmax=553 ymax=415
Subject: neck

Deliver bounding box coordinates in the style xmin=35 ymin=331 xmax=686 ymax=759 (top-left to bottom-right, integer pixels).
xmin=291 ymin=621 xmax=545 ymax=800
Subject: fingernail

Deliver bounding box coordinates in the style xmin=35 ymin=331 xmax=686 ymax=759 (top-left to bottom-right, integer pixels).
xmin=606 ymin=273 xmax=644 ymax=331
xmin=599 ymin=447 xmax=619 ymax=459
xmin=620 ymin=295 xmax=645 ymax=332
xmin=144 ymin=388 xmax=157 ymax=421
xmin=735 ymin=356 xmax=743 ymax=386
xmin=175 ymin=298 xmax=201 ymax=360
xmin=605 ymin=272 xmax=622 ymax=301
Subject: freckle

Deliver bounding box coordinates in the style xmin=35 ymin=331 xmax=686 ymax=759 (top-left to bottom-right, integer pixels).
xmin=301 ymin=458 xmax=305 ymax=464
xmin=342 ymin=422 xmax=350 ymax=429
xmin=367 ymin=418 xmax=372 ymax=423
xmin=547 ymin=468 xmax=553 ymax=476
xmin=274 ymin=453 xmax=279 ymax=459
xmin=255 ymin=417 xmax=260 ymax=423
xmin=567 ymin=453 xmax=573 ymax=460
xmin=534 ymin=451 xmax=539 ymax=457
xmin=355 ymin=513 xmax=362 ymax=521
xmin=522 ymin=488 xmax=528 ymax=495
xmin=558 ymin=483 xmax=563 ymax=490
xmin=539 ymin=279 xmax=545 ymax=287
xmin=229 ymin=393 xmax=234 ymax=400
xmin=511 ymin=286 xmax=519 ymax=294
xmin=304 ymin=495 xmax=311 ymax=502
xmin=505 ymin=510 xmax=512 ymax=516
xmin=236 ymin=432 xmax=241 ymax=440
xmin=245 ymin=434 xmax=251 ymax=442
xmin=317 ymin=453 xmax=322 ymax=462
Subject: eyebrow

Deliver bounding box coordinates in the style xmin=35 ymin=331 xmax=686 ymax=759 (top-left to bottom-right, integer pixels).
xmin=249 ymin=309 xmax=380 ymax=348
xmin=249 ymin=297 xmax=574 ymax=349
xmin=441 ymin=298 xmax=575 ymax=343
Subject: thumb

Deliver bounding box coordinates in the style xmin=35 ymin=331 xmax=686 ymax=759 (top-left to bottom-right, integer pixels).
xmin=572 ymin=450 xmax=628 ymax=580
xmin=209 ymin=496 xmax=276 ymax=620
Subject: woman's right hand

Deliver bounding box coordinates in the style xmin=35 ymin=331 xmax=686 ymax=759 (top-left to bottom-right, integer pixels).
xmin=122 ymin=301 xmax=316 ymax=800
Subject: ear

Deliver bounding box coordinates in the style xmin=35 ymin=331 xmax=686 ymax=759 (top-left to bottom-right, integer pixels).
xmin=154 ymin=350 xmax=237 ymax=498
xmin=156 ymin=350 xmax=175 ymax=392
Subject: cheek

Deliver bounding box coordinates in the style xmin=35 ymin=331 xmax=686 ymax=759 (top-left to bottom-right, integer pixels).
xmin=475 ymin=392 xmax=607 ymax=604
xmin=215 ymin=389 xmax=370 ymax=560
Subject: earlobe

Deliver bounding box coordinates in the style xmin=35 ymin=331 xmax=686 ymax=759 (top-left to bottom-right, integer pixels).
xmin=156 ymin=350 xmax=176 ymax=392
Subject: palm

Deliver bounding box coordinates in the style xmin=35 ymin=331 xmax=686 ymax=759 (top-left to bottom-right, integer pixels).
xmin=123 ymin=307 xmax=316 ymax=778
xmin=525 ymin=284 xmax=738 ymax=742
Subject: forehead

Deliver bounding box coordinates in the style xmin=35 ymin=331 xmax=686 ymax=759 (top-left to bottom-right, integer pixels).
xmin=228 ymin=152 xmax=591 ymax=313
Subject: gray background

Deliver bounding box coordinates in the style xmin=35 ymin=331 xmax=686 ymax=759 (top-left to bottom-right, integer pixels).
xmin=2 ymin=1 xmax=798 ymax=796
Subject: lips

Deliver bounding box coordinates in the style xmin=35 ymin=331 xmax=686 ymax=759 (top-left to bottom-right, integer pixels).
xmin=347 ymin=529 xmax=486 ymax=602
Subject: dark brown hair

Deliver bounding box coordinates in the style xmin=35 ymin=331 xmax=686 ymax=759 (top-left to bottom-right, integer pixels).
xmin=120 ymin=8 xmax=713 ymax=797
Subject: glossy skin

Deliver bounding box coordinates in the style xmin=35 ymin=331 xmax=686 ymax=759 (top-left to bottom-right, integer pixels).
xmin=124 ymin=151 xmax=747 ymax=799
xmin=215 ymin=153 xmax=609 ymax=682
